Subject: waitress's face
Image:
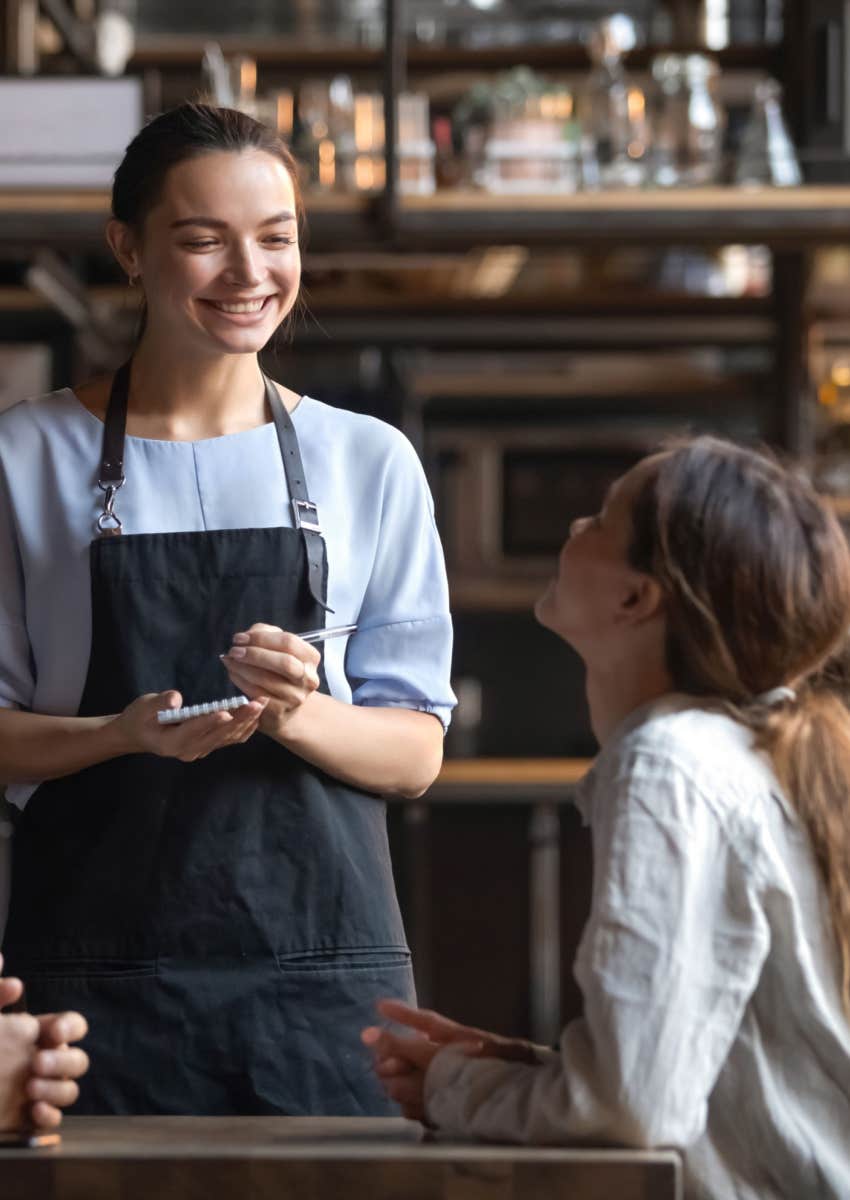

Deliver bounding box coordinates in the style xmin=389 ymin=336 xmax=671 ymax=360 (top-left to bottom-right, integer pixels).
xmin=129 ymin=149 xmax=301 ymax=355
xmin=534 ymin=458 xmax=658 ymax=649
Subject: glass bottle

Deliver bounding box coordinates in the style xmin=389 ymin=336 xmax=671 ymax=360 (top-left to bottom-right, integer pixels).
xmin=650 ymin=53 xmax=686 ymax=187
xmin=681 ymin=54 xmax=725 ymax=185
xmin=580 ymin=14 xmax=647 ymax=188
xmin=735 ymin=78 xmax=802 ymax=188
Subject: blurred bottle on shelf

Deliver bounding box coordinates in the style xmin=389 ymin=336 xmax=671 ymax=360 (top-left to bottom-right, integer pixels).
xmin=201 ymin=44 xmax=258 ymax=116
xmin=650 ymin=53 xmax=724 ymax=186
xmin=735 ymin=78 xmax=802 ymax=188
xmin=580 ymin=14 xmax=649 ymax=188
xmin=650 ymin=54 xmax=686 ymax=186
xmin=345 ymin=92 xmax=435 ymax=195
xmin=398 ymin=93 xmax=437 ymax=196
xmin=682 ymin=54 xmax=725 ymax=184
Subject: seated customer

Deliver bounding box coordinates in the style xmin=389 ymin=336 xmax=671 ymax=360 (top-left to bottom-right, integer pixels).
xmin=0 ymin=954 xmax=89 ymax=1131
xmin=364 ymin=437 xmax=850 ymax=1200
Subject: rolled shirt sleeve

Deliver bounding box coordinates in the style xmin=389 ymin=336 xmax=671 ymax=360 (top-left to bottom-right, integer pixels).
xmin=345 ymin=429 xmax=455 ymax=730
xmin=424 ymin=749 xmax=770 ymax=1147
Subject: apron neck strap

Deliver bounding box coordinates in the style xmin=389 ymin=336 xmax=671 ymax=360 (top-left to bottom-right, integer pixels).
xmin=265 ymin=377 xmax=333 ymax=615
xmin=95 ymin=360 xmax=131 ymax=537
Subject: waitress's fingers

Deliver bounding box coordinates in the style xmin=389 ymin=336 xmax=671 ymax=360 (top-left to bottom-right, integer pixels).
xmin=175 ymin=702 xmax=266 ymax=760
xmin=233 ymin=625 xmax=322 ymax=668
xmin=223 ymin=661 xmax=316 ymax=705
xmin=186 ymin=701 xmax=267 ymax=756
xmin=166 ymin=710 xmax=236 ymax=761
xmin=223 ymin=648 xmax=320 ymax=690
xmin=215 ymin=701 xmax=267 ymax=747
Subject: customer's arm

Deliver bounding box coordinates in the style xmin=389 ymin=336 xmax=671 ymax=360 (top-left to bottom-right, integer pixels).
xmin=421 ymin=753 xmax=770 ymax=1147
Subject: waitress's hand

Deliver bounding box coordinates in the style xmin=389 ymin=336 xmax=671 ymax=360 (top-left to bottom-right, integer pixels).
xmin=113 ymin=691 xmax=269 ymax=761
xmin=220 ymin=624 xmax=321 ymax=734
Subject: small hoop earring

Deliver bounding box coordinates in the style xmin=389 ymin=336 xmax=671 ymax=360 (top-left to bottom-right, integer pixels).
xmin=128 ymin=274 xmax=140 ymax=288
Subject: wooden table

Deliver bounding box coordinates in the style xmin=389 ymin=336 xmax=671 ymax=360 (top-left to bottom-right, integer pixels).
xmin=0 ymin=1116 xmax=682 ymax=1199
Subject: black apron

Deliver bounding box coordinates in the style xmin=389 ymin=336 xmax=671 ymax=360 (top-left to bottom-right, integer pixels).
xmin=3 ymin=364 xmax=415 ymax=1115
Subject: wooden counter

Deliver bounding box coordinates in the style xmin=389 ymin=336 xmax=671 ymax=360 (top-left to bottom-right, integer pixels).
xmin=0 ymin=1116 xmax=682 ymax=1200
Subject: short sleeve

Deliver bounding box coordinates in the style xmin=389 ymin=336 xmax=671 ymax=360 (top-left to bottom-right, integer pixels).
xmin=0 ymin=456 xmax=34 ymax=710
xmin=345 ymin=432 xmax=455 ymax=729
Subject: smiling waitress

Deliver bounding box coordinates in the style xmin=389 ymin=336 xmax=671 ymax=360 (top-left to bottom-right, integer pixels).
xmin=0 ymin=103 xmax=455 ymax=1115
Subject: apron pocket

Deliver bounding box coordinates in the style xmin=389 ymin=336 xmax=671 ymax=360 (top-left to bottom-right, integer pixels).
xmin=275 ymin=946 xmax=411 ymax=975
xmin=16 ymin=957 xmax=158 ymax=981
xmin=272 ymin=947 xmax=415 ymax=1115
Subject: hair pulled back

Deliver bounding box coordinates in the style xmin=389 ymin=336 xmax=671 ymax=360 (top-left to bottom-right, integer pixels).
xmin=628 ymin=436 xmax=850 ymax=1016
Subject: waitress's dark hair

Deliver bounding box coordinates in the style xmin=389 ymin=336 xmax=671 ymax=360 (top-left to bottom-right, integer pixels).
xmin=627 ymin=436 xmax=850 ymax=1018
xmin=112 ymin=101 xmax=303 ymax=231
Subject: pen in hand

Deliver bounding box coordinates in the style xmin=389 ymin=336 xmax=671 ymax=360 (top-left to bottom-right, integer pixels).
xmin=297 ymin=624 xmax=358 ymax=644
xmin=220 ymin=624 xmax=357 ymax=658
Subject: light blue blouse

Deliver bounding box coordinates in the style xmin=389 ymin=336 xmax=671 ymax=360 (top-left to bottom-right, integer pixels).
xmin=0 ymin=388 xmax=456 ymax=810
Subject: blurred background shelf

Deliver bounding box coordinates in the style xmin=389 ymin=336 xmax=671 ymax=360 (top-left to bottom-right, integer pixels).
xmin=129 ymin=38 xmax=784 ymax=74
xmin=4 ymin=186 xmax=850 ymax=249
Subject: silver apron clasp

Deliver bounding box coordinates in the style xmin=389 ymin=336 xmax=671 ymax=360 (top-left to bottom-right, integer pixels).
xmin=96 ymin=477 xmax=125 ymax=536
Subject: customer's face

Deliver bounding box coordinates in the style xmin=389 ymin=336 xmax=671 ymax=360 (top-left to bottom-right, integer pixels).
xmin=122 ymin=149 xmax=301 ymax=356
xmin=535 ymin=457 xmax=658 ymax=650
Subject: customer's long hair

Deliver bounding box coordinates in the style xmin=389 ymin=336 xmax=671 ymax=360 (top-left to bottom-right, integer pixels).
xmin=628 ymin=436 xmax=850 ymax=1017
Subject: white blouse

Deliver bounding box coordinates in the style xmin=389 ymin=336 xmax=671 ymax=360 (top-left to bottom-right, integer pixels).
xmin=425 ymin=696 xmax=850 ymax=1200
xmin=0 ymin=388 xmax=456 ymax=811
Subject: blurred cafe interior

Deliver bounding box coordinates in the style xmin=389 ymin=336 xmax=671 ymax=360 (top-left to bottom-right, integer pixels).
xmin=2 ymin=0 xmax=850 ymax=1180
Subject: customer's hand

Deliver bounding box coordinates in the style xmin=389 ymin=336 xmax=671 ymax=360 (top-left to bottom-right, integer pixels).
xmin=220 ymin=624 xmax=320 ymax=736
xmin=360 ymin=1022 xmax=441 ymax=1123
xmin=0 ymin=954 xmax=89 ymax=1131
xmin=26 ymin=1012 xmax=90 ymax=1129
xmin=361 ymin=999 xmax=539 ymax=1124
xmin=0 ymin=963 xmax=38 ymax=1131
xmin=376 ymin=999 xmax=539 ymax=1064
xmin=113 ymin=691 xmax=268 ymax=761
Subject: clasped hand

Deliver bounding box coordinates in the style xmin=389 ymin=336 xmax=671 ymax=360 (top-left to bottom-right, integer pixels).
xmin=361 ymin=999 xmax=539 ymax=1124
xmin=0 ymin=955 xmax=89 ymax=1131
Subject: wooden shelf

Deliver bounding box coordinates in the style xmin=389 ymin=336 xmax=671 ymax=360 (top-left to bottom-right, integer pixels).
xmin=0 ymin=190 xmax=374 ymax=250
xmin=129 ymin=35 xmax=779 ymax=74
xmin=396 ymin=188 xmax=850 ymax=247
xmin=4 ymin=187 xmax=850 ymax=251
